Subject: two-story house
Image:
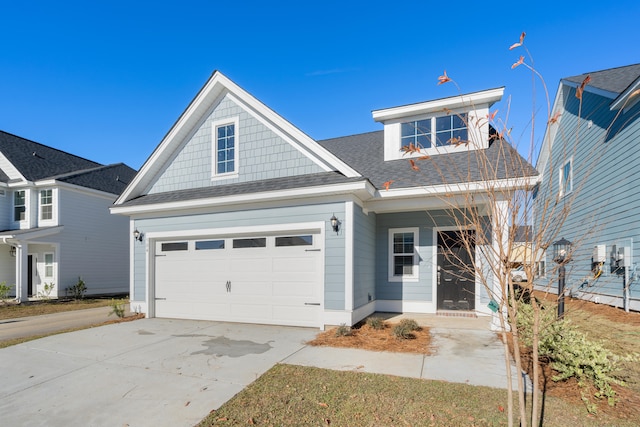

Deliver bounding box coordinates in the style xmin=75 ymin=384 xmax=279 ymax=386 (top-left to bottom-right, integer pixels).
xmin=535 ymin=63 xmax=640 ymax=312
xmin=0 ymin=131 xmax=137 ymax=300
xmin=111 ymin=71 xmax=537 ymax=329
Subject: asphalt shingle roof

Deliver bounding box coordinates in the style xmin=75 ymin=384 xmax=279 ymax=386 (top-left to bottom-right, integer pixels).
xmin=0 ymin=131 xmax=136 ymax=195
xmin=563 ymin=63 xmax=640 ymax=96
xmin=317 ymin=131 xmax=538 ymax=190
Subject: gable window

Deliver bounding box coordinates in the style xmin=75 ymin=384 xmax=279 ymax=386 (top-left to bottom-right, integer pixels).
xmin=388 ymin=228 xmax=419 ymax=281
xmin=14 ymin=190 xmax=26 ymax=221
xmin=559 ymin=159 xmax=572 ymax=197
xmin=212 ymin=117 xmax=239 ymax=178
xmin=40 ymin=189 xmax=53 ymax=220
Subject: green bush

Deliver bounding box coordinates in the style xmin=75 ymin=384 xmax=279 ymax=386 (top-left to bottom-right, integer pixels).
xmin=0 ymin=281 xmax=13 ymax=302
xmin=37 ymin=282 xmax=55 ymax=300
xmin=334 ymin=324 xmax=352 ymax=337
xmin=516 ymin=301 xmax=638 ymax=412
xmin=66 ymin=277 xmax=87 ymax=300
xmin=109 ymin=299 xmax=126 ymax=318
xmin=365 ymin=316 xmax=386 ymax=330
xmin=398 ymin=318 xmax=421 ymax=331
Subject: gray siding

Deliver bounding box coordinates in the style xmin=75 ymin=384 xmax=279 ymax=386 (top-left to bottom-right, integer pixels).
xmin=0 ymin=190 xmax=9 ymax=230
xmin=132 ymin=202 xmax=346 ymax=309
xmin=536 ymin=87 xmax=640 ymax=304
xmin=353 ymin=205 xmax=376 ymax=309
xmin=56 ymin=188 xmax=130 ymax=295
xmin=148 ymin=94 xmax=324 ymax=194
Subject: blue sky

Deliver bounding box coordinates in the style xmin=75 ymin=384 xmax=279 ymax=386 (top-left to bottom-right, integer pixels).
xmin=2 ymin=1 xmax=638 ymax=170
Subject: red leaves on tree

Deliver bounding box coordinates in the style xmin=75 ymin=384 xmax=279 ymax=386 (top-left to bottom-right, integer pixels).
xmin=382 ymin=180 xmax=394 ymax=191
xmin=509 ymin=32 xmax=526 ymax=50
xmin=548 ymin=111 xmax=562 ymax=124
xmin=576 ymin=75 xmax=591 ymax=100
xmin=409 ymin=159 xmax=419 ymax=171
xmin=511 ymin=56 xmax=525 ymax=69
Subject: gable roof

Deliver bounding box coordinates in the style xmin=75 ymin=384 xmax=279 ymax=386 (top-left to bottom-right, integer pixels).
xmin=115 ymin=71 xmax=360 ymax=205
xmin=318 ymin=131 xmax=538 ymax=190
xmin=563 ymin=63 xmax=640 ymax=98
xmin=0 ymin=131 xmax=136 ymax=195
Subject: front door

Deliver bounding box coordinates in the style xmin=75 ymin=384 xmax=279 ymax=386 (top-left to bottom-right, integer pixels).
xmin=27 ymin=255 xmax=33 ymax=297
xmin=437 ymin=230 xmax=475 ymax=310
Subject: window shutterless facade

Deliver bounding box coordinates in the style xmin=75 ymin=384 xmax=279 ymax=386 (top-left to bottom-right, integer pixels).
xmin=388 ymin=228 xmax=419 ymax=281
xmin=40 ymin=189 xmax=53 ymax=220
xmin=559 ymin=158 xmax=573 ymax=197
xmin=212 ymin=117 xmax=240 ymax=178
xmin=14 ymin=190 xmax=26 ymax=221
xmin=400 ymin=113 xmax=468 ymax=149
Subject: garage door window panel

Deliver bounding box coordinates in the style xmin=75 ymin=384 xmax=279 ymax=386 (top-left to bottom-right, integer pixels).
xmin=161 ymin=242 xmax=188 ymax=251
xmin=275 ymin=235 xmax=313 ymax=247
xmin=233 ymin=238 xmax=266 ymax=248
xmin=195 ymin=240 xmax=225 ymax=250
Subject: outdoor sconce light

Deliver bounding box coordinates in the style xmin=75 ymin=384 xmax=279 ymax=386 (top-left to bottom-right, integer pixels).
xmin=133 ymin=229 xmax=144 ymax=242
xmin=9 ymin=246 xmax=16 ymax=257
xmin=330 ymin=214 xmax=341 ymax=235
xmin=552 ymin=237 xmax=572 ymax=318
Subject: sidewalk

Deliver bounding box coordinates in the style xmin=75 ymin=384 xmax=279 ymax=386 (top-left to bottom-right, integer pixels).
xmin=0 ymin=305 xmax=127 ymax=341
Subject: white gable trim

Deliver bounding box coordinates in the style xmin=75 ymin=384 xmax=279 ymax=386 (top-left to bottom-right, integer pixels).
xmin=116 ymin=72 xmax=359 ymax=205
xmin=611 ymin=76 xmax=640 ymax=111
xmin=0 ymin=152 xmax=27 ymax=183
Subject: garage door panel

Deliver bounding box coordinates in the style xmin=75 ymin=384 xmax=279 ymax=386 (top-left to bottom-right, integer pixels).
xmin=154 ymin=231 xmax=322 ymax=327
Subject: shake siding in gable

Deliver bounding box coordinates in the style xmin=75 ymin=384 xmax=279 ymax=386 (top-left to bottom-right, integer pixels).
xmin=131 ymin=202 xmax=347 ymax=309
xmin=57 ymin=188 xmax=129 ymax=294
xmin=147 ymin=94 xmax=325 ymax=195
xmin=539 ymin=87 xmax=640 ymax=303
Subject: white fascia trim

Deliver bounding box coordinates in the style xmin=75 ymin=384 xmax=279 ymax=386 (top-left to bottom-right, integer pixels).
xmin=376 ymin=176 xmax=536 ymax=199
xmin=0 ymin=152 xmax=27 ymax=182
xmin=535 ymin=82 xmax=564 ymax=176
xmin=145 ymin=221 xmax=324 ymax=241
xmin=611 ymin=77 xmax=640 ymax=111
xmin=560 ymin=78 xmax=618 ymax=100
xmin=34 ymin=179 xmax=119 ymax=201
xmin=116 ymin=72 xmax=360 ymax=205
xmin=225 ymin=92 xmax=360 ymax=178
xmin=111 ymin=180 xmax=375 ymax=216
xmin=372 ymin=88 xmax=504 ymax=122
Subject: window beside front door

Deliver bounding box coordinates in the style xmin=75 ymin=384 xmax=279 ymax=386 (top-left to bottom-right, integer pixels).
xmin=388 ymin=228 xmax=419 ymax=281
xmin=44 ymin=253 xmax=54 ymax=278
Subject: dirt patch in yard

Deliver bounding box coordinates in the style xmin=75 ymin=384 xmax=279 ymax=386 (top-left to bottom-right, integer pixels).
xmin=307 ymin=320 xmax=432 ymax=355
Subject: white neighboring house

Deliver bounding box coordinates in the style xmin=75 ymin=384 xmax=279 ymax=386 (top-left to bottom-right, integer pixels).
xmin=0 ymin=131 xmax=137 ymax=300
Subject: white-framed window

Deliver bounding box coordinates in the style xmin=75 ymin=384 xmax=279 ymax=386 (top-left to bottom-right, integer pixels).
xmin=13 ymin=190 xmax=26 ymax=221
xmin=559 ymin=158 xmax=573 ymax=197
xmin=40 ymin=189 xmax=53 ymax=220
xmin=44 ymin=253 xmax=54 ymax=278
xmin=535 ymin=260 xmax=546 ymax=278
xmin=400 ymin=113 xmax=468 ymax=149
xmin=212 ymin=117 xmax=240 ymax=178
xmin=388 ymin=227 xmax=419 ymax=281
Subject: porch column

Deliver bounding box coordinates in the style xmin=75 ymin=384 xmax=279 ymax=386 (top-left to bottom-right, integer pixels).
xmin=491 ymin=200 xmax=510 ymax=331
xmin=15 ymin=243 xmax=28 ymax=302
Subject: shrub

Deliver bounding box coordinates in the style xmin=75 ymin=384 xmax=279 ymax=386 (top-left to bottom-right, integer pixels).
xmin=0 ymin=281 xmax=13 ymax=302
xmin=398 ymin=318 xmax=421 ymax=331
xmin=516 ymin=301 xmax=639 ymax=412
xmin=109 ymin=299 xmax=127 ymax=318
xmin=37 ymin=282 xmax=55 ymax=300
xmin=365 ymin=316 xmax=386 ymax=330
xmin=66 ymin=277 xmax=87 ymax=300
xmin=334 ymin=324 xmax=352 ymax=337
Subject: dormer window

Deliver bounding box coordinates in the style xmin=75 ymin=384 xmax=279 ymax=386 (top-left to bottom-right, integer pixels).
xmin=373 ymin=88 xmax=504 ymax=161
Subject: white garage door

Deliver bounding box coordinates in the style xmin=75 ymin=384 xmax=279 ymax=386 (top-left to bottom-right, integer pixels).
xmin=154 ymin=232 xmax=323 ymax=327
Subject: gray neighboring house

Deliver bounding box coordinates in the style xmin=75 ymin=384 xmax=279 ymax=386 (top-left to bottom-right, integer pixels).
xmin=0 ymin=131 xmax=136 ymax=300
xmin=111 ymin=71 xmax=537 ymax=329
xmin=535 ymin=63 xmax=640 ymax=311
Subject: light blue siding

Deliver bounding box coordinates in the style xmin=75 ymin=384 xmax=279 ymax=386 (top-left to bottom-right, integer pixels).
xmin=353 ymin=205 xmax=376 ymax=309
xmin=132 ymin=202 xmax=346 ymax=309
xmin=148 ymin=94 xmax=324 ymax=194
xmin=536 ymin=86 xmax=640 ymax=307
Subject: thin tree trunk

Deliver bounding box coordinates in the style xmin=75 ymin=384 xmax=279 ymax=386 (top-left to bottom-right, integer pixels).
xmin=531 ymin=297 xmax=541 ymax=427
xmin=507 ymin=281 xmax=528 ymax=427
xmin=497 ymin=308 xmax=514 ymax=427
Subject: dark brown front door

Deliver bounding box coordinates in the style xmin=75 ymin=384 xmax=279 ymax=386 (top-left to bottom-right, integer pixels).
xmin=437 ymin=230 xmax=475 ymax=310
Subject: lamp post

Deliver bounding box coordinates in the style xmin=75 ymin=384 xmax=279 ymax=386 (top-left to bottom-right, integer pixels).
xmin=552 ymin=237 xmax=572 ymax=318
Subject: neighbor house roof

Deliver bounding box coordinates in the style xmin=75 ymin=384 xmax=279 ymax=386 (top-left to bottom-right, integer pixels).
xmin=0 ymin=131 xmax=136 ymax=195
xmin=563 ymin=63 xmax=640 ymax=98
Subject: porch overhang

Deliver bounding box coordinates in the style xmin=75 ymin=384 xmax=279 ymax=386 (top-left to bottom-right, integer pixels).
xmin=0 ymin=226 xmax=64 ymax=243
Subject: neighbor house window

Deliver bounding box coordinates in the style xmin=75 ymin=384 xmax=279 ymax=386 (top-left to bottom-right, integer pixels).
xmin=388 ymin=228 xmax=419 ymax=281
xmin=535 ymin=260 xmax=546 ymax=278
xmin=40 ymin=189 xmax=53 ymax=220
xmin=559 ymin=159 xmax=572 ymax=197
xmin=44 ymin=253 xmax=54 ymax=278
xmin=14 ymin=190 xmax=26 ymax=221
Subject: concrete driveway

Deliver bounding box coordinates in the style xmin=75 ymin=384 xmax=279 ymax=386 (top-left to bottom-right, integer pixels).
xmin=0 ymin=318 xmax=317 ymax=427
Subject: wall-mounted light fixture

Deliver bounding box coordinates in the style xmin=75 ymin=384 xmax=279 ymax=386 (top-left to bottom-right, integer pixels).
xmin=9 ymin=246 xmax=16 ymax=257
xmin=133 ymin=229 xmax=144 ymax=242
xmin=330 ymin=214 xmax=341 ymax=235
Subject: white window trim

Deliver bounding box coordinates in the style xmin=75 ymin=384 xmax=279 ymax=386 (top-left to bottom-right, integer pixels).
xmin=388 ymin=227 xmax=419 ymax=282
xmin=43 ymin=252 xmax=55 ymax=279
xmin=39 ymin=188 xmax=57 ymax=224
xmin=211 ymin=117 xmax=240 ymax=180
xmin=559 ymin=157 xmax=573 ymax=198
xmin=13 ymin=189 xmax=28 ymax=225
